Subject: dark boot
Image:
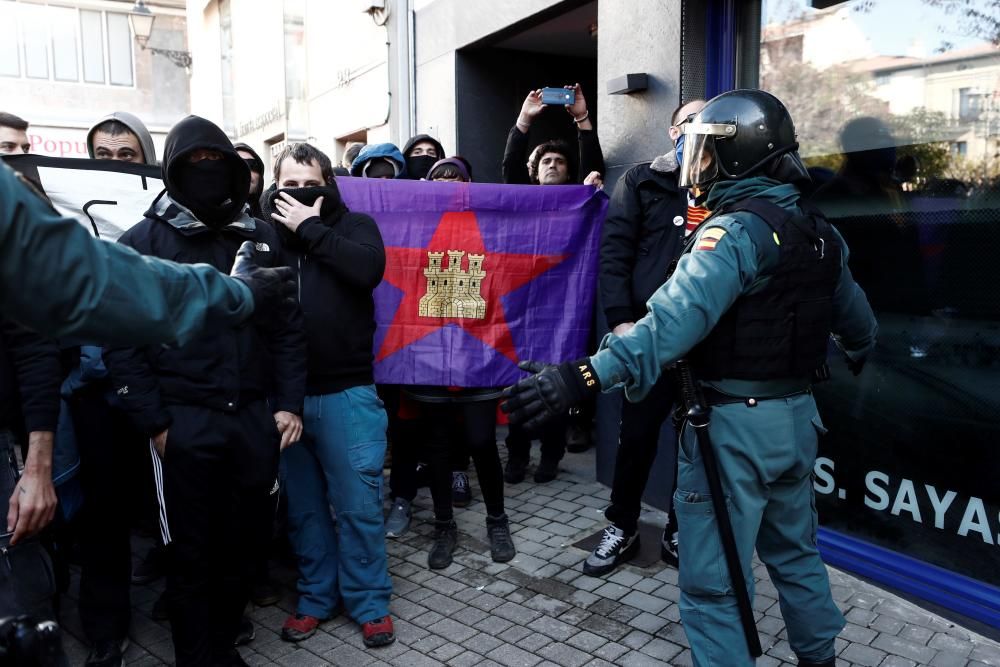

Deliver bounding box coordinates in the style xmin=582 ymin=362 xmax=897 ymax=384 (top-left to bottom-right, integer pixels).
xmin=486 ymin=513 xmax=515 ymax=563
xmin=504 ymin=458 xmax=528 ymax=484
xmin=533 ymin=456 xmax=560 ymax=483
xmin=428 ymin=520 xmax=458 ymax=570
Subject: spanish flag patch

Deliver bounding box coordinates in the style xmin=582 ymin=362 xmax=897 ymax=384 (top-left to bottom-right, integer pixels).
xmin=695 ymin=227 xmax=727 ymax=251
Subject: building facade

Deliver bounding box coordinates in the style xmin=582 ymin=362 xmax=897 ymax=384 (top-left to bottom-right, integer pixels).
xmin=0 ymin=0 xmax=189 ymax=159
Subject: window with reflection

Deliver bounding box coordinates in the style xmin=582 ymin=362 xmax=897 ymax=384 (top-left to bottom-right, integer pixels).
xmin=760 ymin=0 xmax=1000 ymax=587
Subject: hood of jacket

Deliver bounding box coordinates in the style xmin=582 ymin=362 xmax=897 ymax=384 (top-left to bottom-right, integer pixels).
xmin=86 ymin=111 xmax=158 ymax=165
xmin=402 ymin=134 xmax=445 ymax=160
xmin=142 ymin=189 xmax=257 ymax=237
xmin=705 ymin=176 xmax=801 ymax=213
xmin=350 ymin=143 xmax=406 ymax=178
xmin=649 ymin=149 xmax=678 ymax=175
xmin=161 ymin=115 xmax=250 ymax=225
xmin=233 ymin=142 xmax=265 ymax=175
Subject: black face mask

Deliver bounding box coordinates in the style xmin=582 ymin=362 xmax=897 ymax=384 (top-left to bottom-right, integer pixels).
xmin=406 ymin=155 xmax=438 ymax=180
xmin=270 ymin=186 xmax=341 ymax=219
xmin=174 ymin=160 xmax=237 ymax=226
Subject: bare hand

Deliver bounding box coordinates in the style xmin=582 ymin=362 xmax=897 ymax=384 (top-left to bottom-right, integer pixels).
xmin=613 ymin=322 xmax=635 ymax=337
xmin=565 ymin=83 xmax=588 ymax=118
xmin=152 ymin=429 xmax=168 ymax=458
xmin=517 ymin=90 xmax=546 ymax=131
xmin=8 ymin=467 xmax=57 ymax=545
xmin=271 ymin=192 xmax=324 ymax=233
xmin=274 ymin=411 xmax=303 ymax=450
xmin=583 ymin=171 xmax=603 ymax=190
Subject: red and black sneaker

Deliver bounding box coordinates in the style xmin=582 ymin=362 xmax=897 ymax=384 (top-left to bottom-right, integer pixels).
xmin=361 ymin=616 xmax=395 ymax=648
xmin=281 ymin=613 xmax=322 ymax=642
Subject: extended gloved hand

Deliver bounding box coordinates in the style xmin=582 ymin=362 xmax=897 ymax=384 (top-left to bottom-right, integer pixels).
xmin=501 ymin=359 xmax=601 ymax=431
xmin=230 ymin=241 xmax=297 ymax=315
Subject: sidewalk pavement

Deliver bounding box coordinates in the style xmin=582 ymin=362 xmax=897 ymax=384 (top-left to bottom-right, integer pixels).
xmin=58 ymin=445 xmax=1000 ymax=666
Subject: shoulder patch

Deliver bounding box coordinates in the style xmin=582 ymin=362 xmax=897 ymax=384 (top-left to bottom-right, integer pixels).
xmin=695 ymin=226 xmax=727 ymax=251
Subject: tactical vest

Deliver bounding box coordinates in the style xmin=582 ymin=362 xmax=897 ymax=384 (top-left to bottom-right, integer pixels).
xmin=683 ymin=198 xmax=842 ymax=381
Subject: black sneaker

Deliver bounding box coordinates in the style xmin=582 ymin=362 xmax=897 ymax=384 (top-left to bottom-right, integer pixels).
xmin=486 ymin=513 xmax=515 ymax=563
xmin=428 ymin=520 xmax=458 ymax=570
xmin=583 ymin=525 xmax=640 ymax=576
xmin=533 ymin=457 xmax=559 ymax=483
xmin=565 ymin=420 xmax=592 ymax=453
xmin=131 ymin=545 xmax=166 ymax=584
xmin=151 ymin=591 xmax=169 ymax=620
xmin=85 ymin=638 xmax=128 ymax=667
xmin=504 ymin=458 xmax=527 ymax=484
xmin=451 ymin=471 xmax=472 ymax=507
xmin=660 ymin=521 xmax=679 ymax=568
xmin=251 ymin=579 xmax=281 ymax=607
xmin=234 ymin=616 xmax=256 ymax=646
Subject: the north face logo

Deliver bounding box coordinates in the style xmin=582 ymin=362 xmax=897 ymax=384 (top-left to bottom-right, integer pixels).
xmin=255 ymin=242 xmax=270 ymax=252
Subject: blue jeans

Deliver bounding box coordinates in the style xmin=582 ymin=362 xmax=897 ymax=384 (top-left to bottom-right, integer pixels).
xmin=282 ymin=385 xmax=392 ymax=624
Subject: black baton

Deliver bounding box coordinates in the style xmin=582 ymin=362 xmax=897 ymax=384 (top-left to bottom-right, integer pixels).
xmin=676 ymin=360 xmax=763 ymax=658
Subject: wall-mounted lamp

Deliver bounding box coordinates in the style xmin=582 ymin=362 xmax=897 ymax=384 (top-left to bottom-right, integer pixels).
xmin=128 ymin=0 xmax=193 ymax=70
xmin=607 ymin=73 xmax=649 ymax=95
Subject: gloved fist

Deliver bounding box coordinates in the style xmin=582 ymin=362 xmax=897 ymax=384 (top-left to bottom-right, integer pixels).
xmin=500 ymin=358 xmax=601 ymax=432
xmin=231 ymin=241 xmax=297 ymax=315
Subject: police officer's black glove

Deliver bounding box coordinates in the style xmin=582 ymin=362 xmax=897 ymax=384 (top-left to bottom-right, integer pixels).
xmin=501 ymin=359 xmax=601 ymax=432
xmin=230 ymin=240 xmax=297 ymax=315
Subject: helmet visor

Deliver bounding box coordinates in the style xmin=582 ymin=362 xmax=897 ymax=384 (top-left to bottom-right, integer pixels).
xmin=678 ymin=132 xmax=718 ymax=189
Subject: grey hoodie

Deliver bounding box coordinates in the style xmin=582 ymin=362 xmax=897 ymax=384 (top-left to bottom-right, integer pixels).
xmin=86 ymin=111 xmax=158 ymax=165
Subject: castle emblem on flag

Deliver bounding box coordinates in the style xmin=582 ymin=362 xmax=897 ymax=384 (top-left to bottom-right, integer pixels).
xmin=418 ymin=250 xmax=487 ymax=319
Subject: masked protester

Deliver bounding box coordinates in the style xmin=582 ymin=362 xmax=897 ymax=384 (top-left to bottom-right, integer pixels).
xmin=401 ymin=134 xmax=445 ymax=180
xmin=262 ymin=143 xmax=396 ymax=650
xmin=502 ymin=90 xmax=878 ymax=667
xmin=234 ymin=142 xmax=265 ymax=219
xmin=103 ymin=115 xmax=306 ymax=667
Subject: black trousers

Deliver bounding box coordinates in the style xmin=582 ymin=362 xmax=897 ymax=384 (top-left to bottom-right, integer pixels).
xmin=505 ymin=418 xmax=566 ymax=464
xmin=605 ymin=375 xmax=678 ymax=535
xmin=423 ymin=401 xmax=504 ymax=521
xmin=154 ymin=401 xmax=279 ymax=667
xmin=67 ymin=386 xmax=146 ymax=644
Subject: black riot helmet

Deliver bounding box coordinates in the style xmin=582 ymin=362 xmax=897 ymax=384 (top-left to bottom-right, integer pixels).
xmin=678 ymin=89 xmax=810 ymax=190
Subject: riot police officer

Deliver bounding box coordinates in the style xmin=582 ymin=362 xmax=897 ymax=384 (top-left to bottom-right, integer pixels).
xmin=502 ymin=89 xmax=878 ymax=667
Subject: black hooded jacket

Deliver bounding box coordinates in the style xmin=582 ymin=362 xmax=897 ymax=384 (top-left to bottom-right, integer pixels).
xmin=104 ymin=116 xmax=306 ymax=436
xmin=261 ymin=182 xmax=385 ymax=394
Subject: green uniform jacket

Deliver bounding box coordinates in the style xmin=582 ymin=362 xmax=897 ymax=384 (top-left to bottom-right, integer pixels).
xmin=590 ymin=176 xmax=878 ymax=401
xmin=0 ymin=161 xmax=253 ymax=345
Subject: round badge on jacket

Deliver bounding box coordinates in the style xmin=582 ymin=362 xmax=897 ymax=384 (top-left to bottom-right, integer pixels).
xmin=672 ymin=216 xmax=684 ymax=226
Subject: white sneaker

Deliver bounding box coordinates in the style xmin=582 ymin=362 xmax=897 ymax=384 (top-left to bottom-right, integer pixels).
xmin=583 ymin=525 xmax=640 ymax=576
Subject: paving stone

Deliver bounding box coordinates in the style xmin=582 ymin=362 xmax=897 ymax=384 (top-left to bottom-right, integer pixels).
xmin=930 ymin=651 xmax=973 ymax=667
xmin=566 ymin=630 xmax=608 ymax=652
xmin=619 ymin=590 xmax=670 ymax=615
xmin=576 ymin=614 xmax=632 ymax=642
xmin=621 ymin=629 xmax=653 ymax=650
xmin=638 ymin=637 xmax=683 ymax=662
xmin=930 ymin=633 xmax=975 ymax=656
xmin=486 ymin=642 xmax=544 ymax=667
xmin=878 ymin=657 xmax=918 ymax=667
xmin=618 ymin=650 xmax=665 ymax=666
xmin=593 ymin=640 xmax=630 ymax=662
xmin=627 ymin=612 xmax=669 ymax=634
xmin=531 ymin=616 xmax=578 ymax=642
xmin=872 ymin=634 xmax=937 ymax=663
xmin=841 ymin=622 xmax=878 ymax=645
xmin=870 ymin=614 xmax=906 ymax=636
xmin=970 ymin=645 xmax=1000 ymax=665
xmin=323 ymin=643 xmax=378 ymax=666
xmin=428 ymin=617 xmax=479 ymax=643
xmin=537 ymin=642 xmax=593 ymax=667
xmin=592 ymin=581 xmax=630 ymax=600
xmin=499 ymin=624 xmax=534 ymax=644
xmin=839 ymin=643 xmax=887 ymax=667
xmin=465 ymin=632 xmax=505 ymax=655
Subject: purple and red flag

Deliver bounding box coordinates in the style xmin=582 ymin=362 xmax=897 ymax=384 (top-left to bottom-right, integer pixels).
xmin=338 ymin=178 xmax=607 ymax=388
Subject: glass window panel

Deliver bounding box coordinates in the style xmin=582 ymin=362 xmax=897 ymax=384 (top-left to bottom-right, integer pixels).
xmin=757 ymin=0 xmax=1000 ymax=589
xmin=51 ymin=6 xmax=79 ymax=81
xmin=106 ymin=12 xmax=133 ymax=86
xmin=21 ymin=4 xmax=50 ymax=79
xmin=0 ymin=2 xmax=20 ymax=77
xmin=80 ymin=10 xmax=105 ymax=83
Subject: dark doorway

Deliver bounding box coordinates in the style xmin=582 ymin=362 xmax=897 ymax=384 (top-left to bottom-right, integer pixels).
xmin=455 ymin=1 xmax=598 ymax=184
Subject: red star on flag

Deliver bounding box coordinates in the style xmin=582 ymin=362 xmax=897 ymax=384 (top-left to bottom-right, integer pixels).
xmin=377 ymin=211 xmax=565 ymax=363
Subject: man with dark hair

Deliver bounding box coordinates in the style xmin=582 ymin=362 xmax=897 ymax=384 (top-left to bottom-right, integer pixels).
xmin=585 ymin=98 xmax=706 ymax=578
xmin=262 ymin=142 xmax=395 ymax=649
xmin=87 ymin=112 xmax=157 ymax=165
xmin=528 ymin=139 xmax=574 ymax=186
xmin=0 ymin=112 xmax=30 ymax=155
xmin=104 ymin=115 xmax=306 ymax=667
xmin=502 ymin=84 xmax=605 ymax=185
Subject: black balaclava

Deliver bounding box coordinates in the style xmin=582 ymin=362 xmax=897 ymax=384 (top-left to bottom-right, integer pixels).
xmin=405 ymin=154 xmax=438 ymax=180
xmin=162 ymin=115 xmax=250 ymax=228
